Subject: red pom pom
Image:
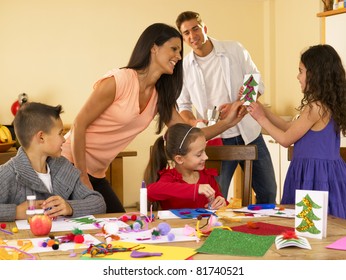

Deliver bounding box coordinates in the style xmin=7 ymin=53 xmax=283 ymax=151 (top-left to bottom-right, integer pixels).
xmin=131 ymin=214 xmax=137 ymax=221
xmin=121 ymin=215 xmax=128 ymax=222
xmin=74 ymin=234 xmax=84 ymax=243
xmin=0 ymin=223 xmax=6 ymax=229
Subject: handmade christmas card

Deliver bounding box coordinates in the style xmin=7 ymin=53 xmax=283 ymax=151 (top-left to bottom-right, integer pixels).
xmin=240 ymin=74 xmax=260 ymax=105
xmin=295 ymin=190 xmax=328 ymax=239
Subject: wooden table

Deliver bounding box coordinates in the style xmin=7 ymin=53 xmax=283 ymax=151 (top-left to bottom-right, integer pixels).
xmin=0 ymin=148 xmax=137 ymax=204
xmin=2 ymin=211 xmax=346 ymax=260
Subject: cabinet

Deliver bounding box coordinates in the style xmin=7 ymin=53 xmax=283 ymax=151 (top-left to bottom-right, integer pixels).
xmin=263 ymin=134 xmax=289 ymax=204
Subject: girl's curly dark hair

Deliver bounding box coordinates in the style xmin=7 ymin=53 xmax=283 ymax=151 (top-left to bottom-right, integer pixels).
xmin=298 ymin=44 xmax=346 ymax=136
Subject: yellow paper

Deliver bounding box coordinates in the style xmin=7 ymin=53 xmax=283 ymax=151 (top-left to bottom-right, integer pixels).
xmin=82 ymin=241 xmax=197 ymax=260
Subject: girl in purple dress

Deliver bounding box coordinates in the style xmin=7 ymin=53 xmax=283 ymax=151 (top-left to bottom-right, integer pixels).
xmin=247 ymin=44 xmax=346 ymax=219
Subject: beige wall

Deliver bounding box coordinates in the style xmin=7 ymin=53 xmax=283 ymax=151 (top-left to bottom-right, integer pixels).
xmin=0 ymin=0 xmax=322 ymax=207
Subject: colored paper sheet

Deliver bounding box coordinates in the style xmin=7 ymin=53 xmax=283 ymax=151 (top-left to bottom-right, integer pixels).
xmin=169 ymin=208 xmax=216 ymax=219
xmin=15 ymin=215 xmax=128 ymax=232
xmin=231 ymin=222 xmax=294 ymax=236
xmin=196 ymin=229 xmax=275 ymax=257
xmin=117 ymin=227 xmax=198 ymax=243
xmin=4 ymin=234 xmax=100 ymax=254
xmin=81 ymin=240 xmax=197 ymax=260
xmin=233 ymin=207 xmax=296 ymax=218
xmin=326 ymin=236 xmax=346 ymax=250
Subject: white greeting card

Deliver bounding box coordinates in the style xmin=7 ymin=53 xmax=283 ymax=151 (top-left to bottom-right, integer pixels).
xmin=295 ymin=190 xmax=328 ymax=239
xmin=240 ymin=74 xmax=260 ymax=105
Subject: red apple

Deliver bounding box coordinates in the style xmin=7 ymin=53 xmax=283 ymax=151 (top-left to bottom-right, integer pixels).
xmin=29 ymin=210 xmax=52 ymax=236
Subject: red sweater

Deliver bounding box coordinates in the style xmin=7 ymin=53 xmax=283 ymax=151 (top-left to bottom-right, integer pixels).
xmin=147 ymin=168 xmax=225 ymax=210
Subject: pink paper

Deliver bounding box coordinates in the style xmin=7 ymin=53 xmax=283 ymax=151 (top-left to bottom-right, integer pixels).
xmin=326 ymin=236 xmax=346 ymax=250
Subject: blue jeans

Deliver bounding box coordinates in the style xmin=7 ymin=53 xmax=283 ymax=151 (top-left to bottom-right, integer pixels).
xmin=218 ymin=134 xmax=277 ymax=204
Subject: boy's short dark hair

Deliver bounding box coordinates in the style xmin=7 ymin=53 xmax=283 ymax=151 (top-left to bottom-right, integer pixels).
xmin=13 ymin=102 xmax=63 ymax=149
xmin=176 ymin=11 xmax=203 ymax=31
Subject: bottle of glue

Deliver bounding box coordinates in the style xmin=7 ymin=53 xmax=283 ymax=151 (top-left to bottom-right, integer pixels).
xmin=140 ymin=180 xmax=148 ymax=217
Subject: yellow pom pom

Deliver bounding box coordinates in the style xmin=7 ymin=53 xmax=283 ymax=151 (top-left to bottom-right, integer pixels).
xmin=12 ymin=227 xmax=18 ymax=233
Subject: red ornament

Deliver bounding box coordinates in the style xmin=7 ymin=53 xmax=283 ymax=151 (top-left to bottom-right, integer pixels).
xmin=11 ymin=100 xmax=20 ymax=116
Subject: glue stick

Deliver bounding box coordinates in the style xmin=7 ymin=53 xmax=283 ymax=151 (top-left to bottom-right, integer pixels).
xmin=140 ymin=181 xmax=148 ymax=217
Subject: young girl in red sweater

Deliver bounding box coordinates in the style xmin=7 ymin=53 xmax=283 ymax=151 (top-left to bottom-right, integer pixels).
xmin=144 ymin=123 xmax=227 ymax=210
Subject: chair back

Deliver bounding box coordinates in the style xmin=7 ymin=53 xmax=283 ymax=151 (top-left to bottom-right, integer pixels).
xmin=288 ymin=146 xmax=346 ymax=162
xmin=205 ymin=145 xmax=258 ymax=206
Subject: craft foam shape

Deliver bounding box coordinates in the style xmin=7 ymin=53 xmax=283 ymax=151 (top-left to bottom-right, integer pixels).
xmin=240 ymin=74 xmax=260 ymax=105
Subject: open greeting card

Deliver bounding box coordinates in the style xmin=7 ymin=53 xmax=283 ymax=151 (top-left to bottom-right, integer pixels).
xmin=275 ymin=233 xmax=311 ymax=250
xmin=240 ymin=73 xmax=260 ymax=105
xmin=295 ymin=190 xmax=328 ymax=239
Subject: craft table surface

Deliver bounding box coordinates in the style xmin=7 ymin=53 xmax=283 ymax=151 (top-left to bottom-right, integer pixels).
xmin=2 ymin=208 xmax=346 ymax=260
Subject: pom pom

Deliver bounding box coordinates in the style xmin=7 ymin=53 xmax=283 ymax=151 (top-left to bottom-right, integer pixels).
xmin=11 ymin=227 xmax=18 ymax=233
xmin=0 ymin=223 xmax=6 ymax=229
xmin=52 ymin=244 xmax=59 ymax=250
xmin=131 ymin=214 xmax=137 ymax=221
xmin=167 ymin=233 xmax=175 ymax=241
xmin=37 ymin=241 xmax=44 ymax=247
xmin=197 ymin=215 xmax=203 ymax=220
xmin=42 ymin=242 xmax=48 ymax=247
xmin=132 ymin=222 xmax=141 ymax=232
xmin=183 ymin=225 xmax=196 ymax=236
xmin=121 ymin=215 xmax=128 ymax=222
xmin=49 ymin=234 xmax=55 ymax=239
xmin=47 ymin=239 xmax=56 ymax=247
xmin=102 ymin=223 xmax=119 ymax=235
xmin=74 ymin=234 xmax=85 ymax=243
xmin=151 ymin=229 xmax=160 ymax=237
xmin=157 ymin=222 xmax=171 ymax=235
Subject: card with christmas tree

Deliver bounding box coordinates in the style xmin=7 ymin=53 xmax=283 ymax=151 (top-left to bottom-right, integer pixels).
xmin=240 ymin=74 xmax=260 ymax=105
xmin=294 ymin=190 xmax=328 ymax=239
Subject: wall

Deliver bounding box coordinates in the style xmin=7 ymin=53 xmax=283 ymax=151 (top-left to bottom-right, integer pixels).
xmin=0 ymin=0 xmax=322 ymax=207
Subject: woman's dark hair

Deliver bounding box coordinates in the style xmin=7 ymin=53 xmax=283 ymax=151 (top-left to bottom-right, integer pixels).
xmin=125 ymin=23 xmax=183 ymax=134
xmin=298 ymin=44 xmax=346 ymax=135
xmin=143 ymin=123 xmax=204 ymax=184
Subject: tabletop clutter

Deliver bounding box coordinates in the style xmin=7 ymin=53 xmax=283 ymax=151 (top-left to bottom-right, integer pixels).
xmin=0 ymin=191 xmax=345 ymax=260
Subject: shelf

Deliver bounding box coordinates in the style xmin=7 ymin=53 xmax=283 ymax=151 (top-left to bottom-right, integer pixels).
xmin=317 ymin=7 xmax=346 ymax=17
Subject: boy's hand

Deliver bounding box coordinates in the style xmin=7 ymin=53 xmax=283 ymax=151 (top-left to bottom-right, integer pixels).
xmin=42 ymin=195 xmax=73 ymax=218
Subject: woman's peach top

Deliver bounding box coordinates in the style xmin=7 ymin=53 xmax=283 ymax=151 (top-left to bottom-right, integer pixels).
xmin=61 ymin=68 xmax=158 ymax=178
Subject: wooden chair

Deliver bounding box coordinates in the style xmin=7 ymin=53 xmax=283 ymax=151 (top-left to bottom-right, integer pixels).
xmin=205 ymin=145 xmax=258 ymax=206
xmin=288 ymin=145 xmax=346 ymax=162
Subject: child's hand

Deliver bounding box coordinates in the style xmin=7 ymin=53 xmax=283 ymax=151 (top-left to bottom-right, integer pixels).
xmin=198 ymin=184 xmax=215 ymax=201
xmin=247 ymin=101 xmax=265 ymax=121
xmin=42 ymin=195 xmax=73 ymax=218
xmin=207 ymin=196 xmax=227 ymax=210
xmin=15 ymin=201 xmax=30 ymax=220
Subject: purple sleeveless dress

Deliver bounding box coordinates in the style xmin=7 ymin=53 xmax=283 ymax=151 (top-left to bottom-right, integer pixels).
xmin=281 ymin=118 xmax=346 ymax=219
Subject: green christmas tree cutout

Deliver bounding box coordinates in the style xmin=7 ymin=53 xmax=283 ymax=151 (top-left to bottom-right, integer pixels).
xmin=241 ymin=75 xmax=259 ymax=103
xmin=295 ymin=194 xmax=321 ymax=234
xmin=70 ymin=216 xmax=100 ymax=225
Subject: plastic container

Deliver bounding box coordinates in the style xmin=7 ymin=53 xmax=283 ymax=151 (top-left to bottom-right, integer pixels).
xmin=26 ymin=195 xmax=36 ymax=210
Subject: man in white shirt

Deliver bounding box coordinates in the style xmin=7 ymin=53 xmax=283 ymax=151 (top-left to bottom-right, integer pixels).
xmin=176 ymin=11 xmax=276 ymax=204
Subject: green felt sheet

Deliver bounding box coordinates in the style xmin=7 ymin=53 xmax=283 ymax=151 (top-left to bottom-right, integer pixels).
xmin=196 ymin=229 xmax=276 ymax=257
